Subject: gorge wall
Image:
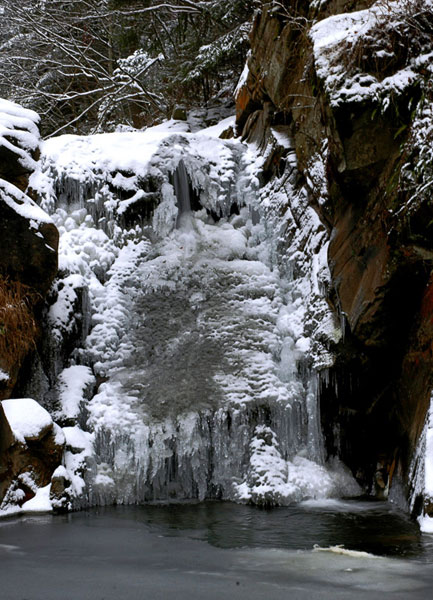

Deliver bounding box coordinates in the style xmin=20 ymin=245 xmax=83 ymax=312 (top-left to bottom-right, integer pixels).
xmin=0 ymin=101 xmax=61 ymax=503
xmin=236 ymin=0 xmax=433 ymax=505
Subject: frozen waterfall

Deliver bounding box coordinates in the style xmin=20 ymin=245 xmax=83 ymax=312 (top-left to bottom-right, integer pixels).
xmin=28 ymin=120 xmax=358 ymax=510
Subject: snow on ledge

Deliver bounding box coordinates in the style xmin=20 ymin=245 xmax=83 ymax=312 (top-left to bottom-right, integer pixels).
xmin=0 ymin=178 xmax=53 ymax=225
xmin=196 ymin=115 xmax=235 ymax=138
xmin=0 ymin=97 xmax=40 ymax=171
xmin=0 ymin=98 xmax=39 ymax=129
xmin=310 ymin=1 xmax=419 ymax=107
xmin=235 ymin=57 xmax=250 ymax=99
xmin=311 ymin=8 xmax=375 ymax=56
xmin=2 ymin=398 xmax=53 ymax=443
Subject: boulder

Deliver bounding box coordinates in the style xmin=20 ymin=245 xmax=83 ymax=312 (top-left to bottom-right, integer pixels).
xmin=0 ymin=184 xmax=58 ymax=295
xmin=172 ymin=105 xmax=188 ymax=121
xmin=0 ymin=398 xmax=64 ymax=507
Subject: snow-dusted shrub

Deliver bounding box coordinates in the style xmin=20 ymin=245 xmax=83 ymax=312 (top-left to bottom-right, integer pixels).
xmin=340 ymin=0 xmax=433 ymax=79
xmin=311 ymin=0 xmax=433 ymax=107
xmin=400 ymin=87 xmax=433 ymax=209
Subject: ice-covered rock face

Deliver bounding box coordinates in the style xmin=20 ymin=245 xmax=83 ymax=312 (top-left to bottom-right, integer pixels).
xmin=31 ymin=120 xmax=358 ymax=509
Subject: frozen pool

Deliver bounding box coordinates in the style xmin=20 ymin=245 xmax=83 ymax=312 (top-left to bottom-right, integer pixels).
xmin=1 ymin=500 xmax=433 ymax=599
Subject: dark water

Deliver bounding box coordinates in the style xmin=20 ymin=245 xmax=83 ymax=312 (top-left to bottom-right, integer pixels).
xmin=1 ymin=499 xmax=433 ymax=599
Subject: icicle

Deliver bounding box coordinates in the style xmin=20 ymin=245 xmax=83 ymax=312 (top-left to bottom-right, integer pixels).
xmin=409 ymin=394 xmax=433 ymax=531
xmin=173 ymin=160 xmax=192 ymax=228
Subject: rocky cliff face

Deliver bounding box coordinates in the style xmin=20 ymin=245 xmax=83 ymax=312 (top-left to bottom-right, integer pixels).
xmin=236 ymin=0 xmax=433 ymax=506
xmin=0 ymin=100 xmax=60 ymax=507
xmin=0 ymin=100 xmax=59 ymax=398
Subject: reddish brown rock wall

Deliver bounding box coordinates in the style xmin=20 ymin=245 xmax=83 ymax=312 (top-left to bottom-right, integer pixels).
xmin=236 ymin=1 xmax=433 ymax=501
xmin=0 ymin=102 xmax=60 ymax=505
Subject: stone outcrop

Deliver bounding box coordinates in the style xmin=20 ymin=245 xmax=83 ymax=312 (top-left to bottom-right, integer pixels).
xmin=0 ymin=100 xmax=59 ymax=399
xmin=0 ymin=100 xmax=58 ymax=296
xmin=0 ymin=198 xmax=58 ymax=296
xmin=236 ymin=0 xmax=433 ymax=505
xmin=0 ymin=100 xmax=61 ymax=509
xmin=0 ymin=399 xmax=64 ymax=507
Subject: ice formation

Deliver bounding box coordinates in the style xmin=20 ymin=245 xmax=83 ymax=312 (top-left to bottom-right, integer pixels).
xmin=409 ymin=397 xmax=433 ymax=532
xmin=5 ymin=116 xmax=359 ymax=512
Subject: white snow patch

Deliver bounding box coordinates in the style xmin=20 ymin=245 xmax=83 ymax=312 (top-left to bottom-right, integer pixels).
xmin=57 ymin=366 xmax=95 ymax=421
xmin=21 ymin=484 xmax=52 ymax=513
xmin=312 ymin=545 xmax=378 ymax=558
xmin=2 ymin=398 xmax=53 ymax=443
xmin=310 ymin=2 xmax=421 ymax=107
xmin=0 ymin=179 xmax=52 ymax=225
xmin=196 ymin=115 xmax=235 ymax=138
xmin=63 ymin=426 xmax=93 ymax=454
xmin=418 ymin=514 xmax=433 ymax=533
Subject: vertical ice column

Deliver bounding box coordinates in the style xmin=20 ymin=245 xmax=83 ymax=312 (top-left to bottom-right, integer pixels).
xmin=410 ymin=395 xmax=433 ymax=531
xmin=173 ymin=160 xmax=192 ymax=228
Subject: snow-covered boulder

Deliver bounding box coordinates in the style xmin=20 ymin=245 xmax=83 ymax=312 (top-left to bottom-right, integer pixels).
xmin=0 ymin=398 xmax=65 ymax=515
xmin=2 ymin=398 xmax=54 ymax=443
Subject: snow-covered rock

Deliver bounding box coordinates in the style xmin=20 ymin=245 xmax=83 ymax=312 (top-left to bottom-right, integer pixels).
xmin=2 ymin=398 xmax=53 ymax=443
xmin=0 ymin=97 xmax=58 ymax=298
xmin=0 ymin=398 xmax=65 ymax=517
xmin=0 ymin=98 xmax=40 ymax=173
xmin=310 ymin=1 xmax=430 ymax=108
